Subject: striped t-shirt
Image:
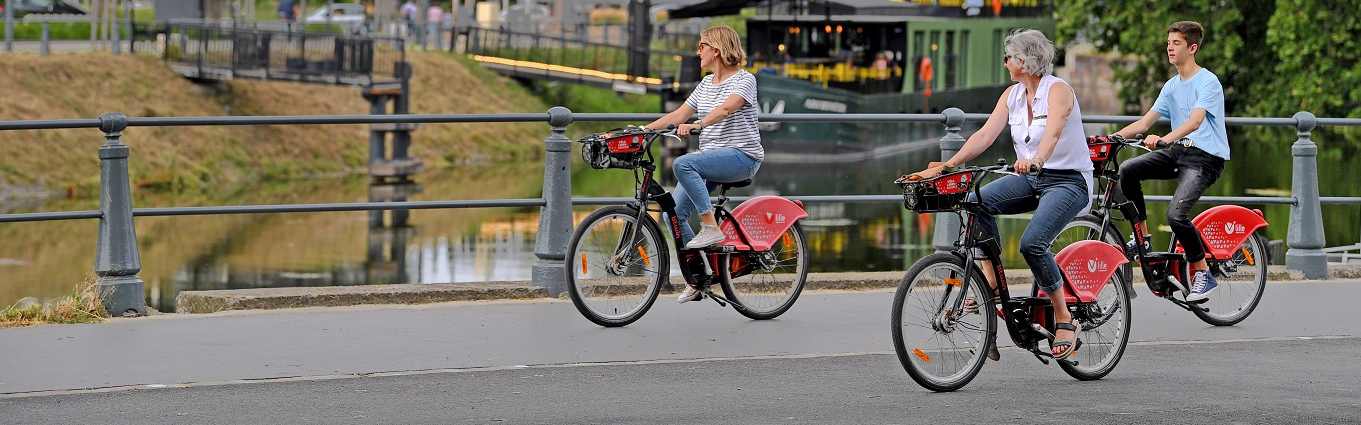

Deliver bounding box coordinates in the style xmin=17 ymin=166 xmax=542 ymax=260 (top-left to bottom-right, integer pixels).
xmin=685 ymin=69 xmax=763 ymax=161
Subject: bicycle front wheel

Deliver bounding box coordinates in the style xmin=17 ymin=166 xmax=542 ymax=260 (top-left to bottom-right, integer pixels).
xmin=720 ymin=222 xmax=808 ymax=320
xmin=1060 ymin=269 xmax=1132 ymax=380
xmin=1175 ymin=232 xmax=1268 ymax=326
xmin=566 ymin=205 xmax=669 ymax=327
xmin=891 ymin=252 xmax=994 ymax=392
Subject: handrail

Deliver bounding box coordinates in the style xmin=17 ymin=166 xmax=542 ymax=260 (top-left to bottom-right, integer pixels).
xmin=1 ymin=108 xmax=1358 ymax=316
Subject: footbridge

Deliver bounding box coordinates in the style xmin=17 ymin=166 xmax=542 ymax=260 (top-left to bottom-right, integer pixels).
xmin=461 ymin=26 xmax=700 ymax=99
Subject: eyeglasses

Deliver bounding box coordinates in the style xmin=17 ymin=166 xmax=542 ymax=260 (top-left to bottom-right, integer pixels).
xmin=1003 ymin=54 xmax=1013 ymax=62
xmin=698 ymin=42 xmax=712 ymax=50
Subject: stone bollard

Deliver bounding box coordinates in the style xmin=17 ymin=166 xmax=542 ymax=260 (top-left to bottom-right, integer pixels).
xmin=932 ymin=107 xmax=966 ymax=251
xmin=1286 ymin=111 xmax=1327 ymax=278
xmin=532 ymin=107 xmax=574 ymax=297
xmin=94 ymin=113 xmax=147 ymax=317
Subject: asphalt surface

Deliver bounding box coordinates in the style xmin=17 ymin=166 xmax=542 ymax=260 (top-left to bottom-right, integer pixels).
xmin=3 ymin=279 xmax=1360 ymax=423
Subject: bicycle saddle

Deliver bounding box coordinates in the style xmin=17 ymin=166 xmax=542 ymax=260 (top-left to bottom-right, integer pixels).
xmin=718 ymin=179 xmax=753 ymax=190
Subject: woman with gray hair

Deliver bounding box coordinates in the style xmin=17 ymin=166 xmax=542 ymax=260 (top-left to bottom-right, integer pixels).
xmin=907 ymin=29 xmax=1092 ymax=361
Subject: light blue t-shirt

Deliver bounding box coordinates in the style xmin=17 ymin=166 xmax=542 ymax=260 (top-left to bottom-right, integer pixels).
xmin=1152 ymin=68 xmax=1229 ymax=160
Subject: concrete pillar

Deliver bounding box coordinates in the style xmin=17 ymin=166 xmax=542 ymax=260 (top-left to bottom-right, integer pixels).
xmin=94 ymin=113 xmax=147 ymax=317
xmin=532 ymin=107 xmax=574 ymax=297
xmin=932 ymin=107 xmax=966 ymax=251
xmin=1286 ymin=111 xmax=1327 ymax=278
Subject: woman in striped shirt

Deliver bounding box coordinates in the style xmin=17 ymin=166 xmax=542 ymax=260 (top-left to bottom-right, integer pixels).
xmin=645 ymin=24 xmax=764 ymax=303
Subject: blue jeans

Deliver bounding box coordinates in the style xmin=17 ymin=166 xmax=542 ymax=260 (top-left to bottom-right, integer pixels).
xmin=670 ymin=148 xmax=761 ymax=246
xmin=973 ymin=170 xmax=1089 ymax=293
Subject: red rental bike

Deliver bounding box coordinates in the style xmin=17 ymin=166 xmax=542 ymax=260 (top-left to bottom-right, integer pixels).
xmin=890 ymin=160 xmax=1133 ymax=392
xmin=565 ymin=126 xmax=810 ymax=327
xmin=1053 ymin=134 xmax=1269 ymax=326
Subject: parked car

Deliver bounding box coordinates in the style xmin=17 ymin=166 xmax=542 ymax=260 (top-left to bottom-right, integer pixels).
xmin=2 ymin=0 xmax=89 ymax=17
xmin=498 ymin=4 xmax=548 ymax=30
xmin=303 ymin=3 xmax=366 ymax=24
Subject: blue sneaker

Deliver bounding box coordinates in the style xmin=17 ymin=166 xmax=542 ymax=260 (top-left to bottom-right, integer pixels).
xmin=1186 ymin=270 xmax=1218 ymax=302
xmin=1124 ymin=236 xmax=1151 ymax=255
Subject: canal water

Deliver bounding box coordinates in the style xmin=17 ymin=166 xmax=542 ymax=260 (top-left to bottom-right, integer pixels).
xmin=2 ymin=125 xmax=1358 ymax=312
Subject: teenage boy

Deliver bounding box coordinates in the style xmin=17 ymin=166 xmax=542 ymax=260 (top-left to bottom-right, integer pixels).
xmin=1112 ymin=21 xmax=1229 ymax=302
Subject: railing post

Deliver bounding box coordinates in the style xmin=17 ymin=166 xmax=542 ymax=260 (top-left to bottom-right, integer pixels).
xmin=94 ymin=112 xmax=147 ymax=317
xmin=112 ymin=19 xmax=122 ymax=55
xmin=1286 ymin=111 xmax=1327 ymax=278
xmin=532 ymin=106 xmax=574 ymax=297
xmin=932 ymin=107 xmax=966 ymax=251
xmin=41 ymin=23 xmax=51 ymax=56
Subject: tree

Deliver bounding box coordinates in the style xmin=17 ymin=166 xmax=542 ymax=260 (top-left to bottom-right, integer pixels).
xmin=1258 ymin=0 xmax=1361 ymax=118
xmin=1053 ymin=1 xmax=1276 ymax=117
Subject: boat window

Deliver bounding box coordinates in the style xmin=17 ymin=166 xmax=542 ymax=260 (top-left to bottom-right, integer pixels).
xmin=945 ymin=30 xmax=956 ymax=89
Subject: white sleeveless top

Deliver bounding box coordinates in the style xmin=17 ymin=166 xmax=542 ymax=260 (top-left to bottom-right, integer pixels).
xmin=1006 ymin=75 xmax=1094 ymax=212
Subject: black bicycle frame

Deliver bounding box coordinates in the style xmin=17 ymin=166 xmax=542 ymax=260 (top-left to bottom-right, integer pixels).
xmin=623 ymin=136 xmax=761 ymax=290
xmin=1084 ymin=144 xmax=1206 ymax=311
xmin=933 ymin=173 xmax=1063 ymax=358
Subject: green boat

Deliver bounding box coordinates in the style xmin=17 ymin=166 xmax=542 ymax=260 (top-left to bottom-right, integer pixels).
xmin=738 ymin=4 xmax=1053 ymax=150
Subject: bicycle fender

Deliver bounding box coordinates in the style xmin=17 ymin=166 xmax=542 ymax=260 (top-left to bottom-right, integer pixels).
xmin=1178 ymin=205 xmax=1268 ymax=259
xmin=720 ymin=196 xmax=809 ymax=251
xmin=1051 ymin=240 xmax=1130 ymax=303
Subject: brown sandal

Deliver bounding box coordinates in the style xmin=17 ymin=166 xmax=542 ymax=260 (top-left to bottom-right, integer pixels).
xmin=1050 ymin=321 xmax=1082 ymax=360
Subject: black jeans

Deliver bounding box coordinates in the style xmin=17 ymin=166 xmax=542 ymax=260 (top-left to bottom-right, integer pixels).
xmin=1118 ymin=144 xmax=1226 ymax=263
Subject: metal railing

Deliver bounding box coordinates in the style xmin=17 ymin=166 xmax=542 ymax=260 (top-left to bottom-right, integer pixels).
xmin=1 ymin=108 xmax=1358 ymax=317
xmin=128 ymin=22 xmax=407 ymax=86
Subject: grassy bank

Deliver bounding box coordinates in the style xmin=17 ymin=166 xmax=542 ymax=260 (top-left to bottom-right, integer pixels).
xmin=0 ymin=281 xmax=106 ymax=327
xmin=0 ymin=50 xmax=565 ymax=197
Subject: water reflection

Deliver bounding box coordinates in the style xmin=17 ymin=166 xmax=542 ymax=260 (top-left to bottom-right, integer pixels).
xmin=3 ymin=124 xmax=1359 ymax=311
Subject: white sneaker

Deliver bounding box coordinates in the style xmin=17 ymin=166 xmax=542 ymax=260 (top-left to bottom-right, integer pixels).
xmin=685 ymin=224 xmax=725 ymax=249
xmin=677 ymin=285 xmax=701 ymax=303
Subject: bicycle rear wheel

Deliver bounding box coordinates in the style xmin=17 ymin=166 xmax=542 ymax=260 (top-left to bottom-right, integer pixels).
xmin=1174 ymin=232 xmax=1268 ymax=326
xmin=566 ymin=205 xmax=669 ymax=327
xmin=1056 ymin=215 xmax=1134 ymax=294
xmin=1060 ymin=269 xmax=1131 ymax=380
xmin=720 ymin=222 xmax=808 ymax=320
xmin=891 ymin=252 xmax=993 ymax=392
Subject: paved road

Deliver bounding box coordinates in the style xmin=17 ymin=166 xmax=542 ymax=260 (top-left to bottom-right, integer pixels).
xmin=3 ymin=280 xmax=1360 ymax=423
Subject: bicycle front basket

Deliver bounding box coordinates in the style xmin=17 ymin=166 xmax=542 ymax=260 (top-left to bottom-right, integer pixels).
xmin=1088 ymin=141 xmax=1118 ymax=171
xmin=898 ymin=171 xmax=972 ymax=213
xmin=579 ymin=128 xmax=648 ymax=170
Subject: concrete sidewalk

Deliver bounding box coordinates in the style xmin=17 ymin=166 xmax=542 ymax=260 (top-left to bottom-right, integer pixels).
xmin=174 ymin=265 xmax=1361 ymax=313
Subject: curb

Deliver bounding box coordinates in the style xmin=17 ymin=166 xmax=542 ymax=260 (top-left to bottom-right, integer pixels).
xmin=175 ymin=265 xmax=1361 ymax=314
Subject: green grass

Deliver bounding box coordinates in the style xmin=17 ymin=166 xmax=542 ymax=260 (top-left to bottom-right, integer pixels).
xmin=0 ymin=281 xmax=107 ymax=328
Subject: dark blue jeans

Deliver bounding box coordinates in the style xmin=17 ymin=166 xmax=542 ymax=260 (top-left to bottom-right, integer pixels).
xmin=1118 ymin=145 xmax=1226 ymax=263
xmin=973 ymin=169 xmax=1089 ymax=293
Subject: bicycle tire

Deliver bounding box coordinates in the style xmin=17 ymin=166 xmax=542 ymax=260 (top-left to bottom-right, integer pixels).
xmin=565 ymin=205 xmax=669 ymax=327
xmin=1056 ymin=215 xmax=1134 ymax=294
xmin=1174 ymin=232 xmax=1268 ymax=326
xmin=891 ymin=252 xmax=994 ymax=392
xmin=720 ymin=222 xmax=808 ymax=320
xmin=1059 ymin=267 xmax=1132 ymax=380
